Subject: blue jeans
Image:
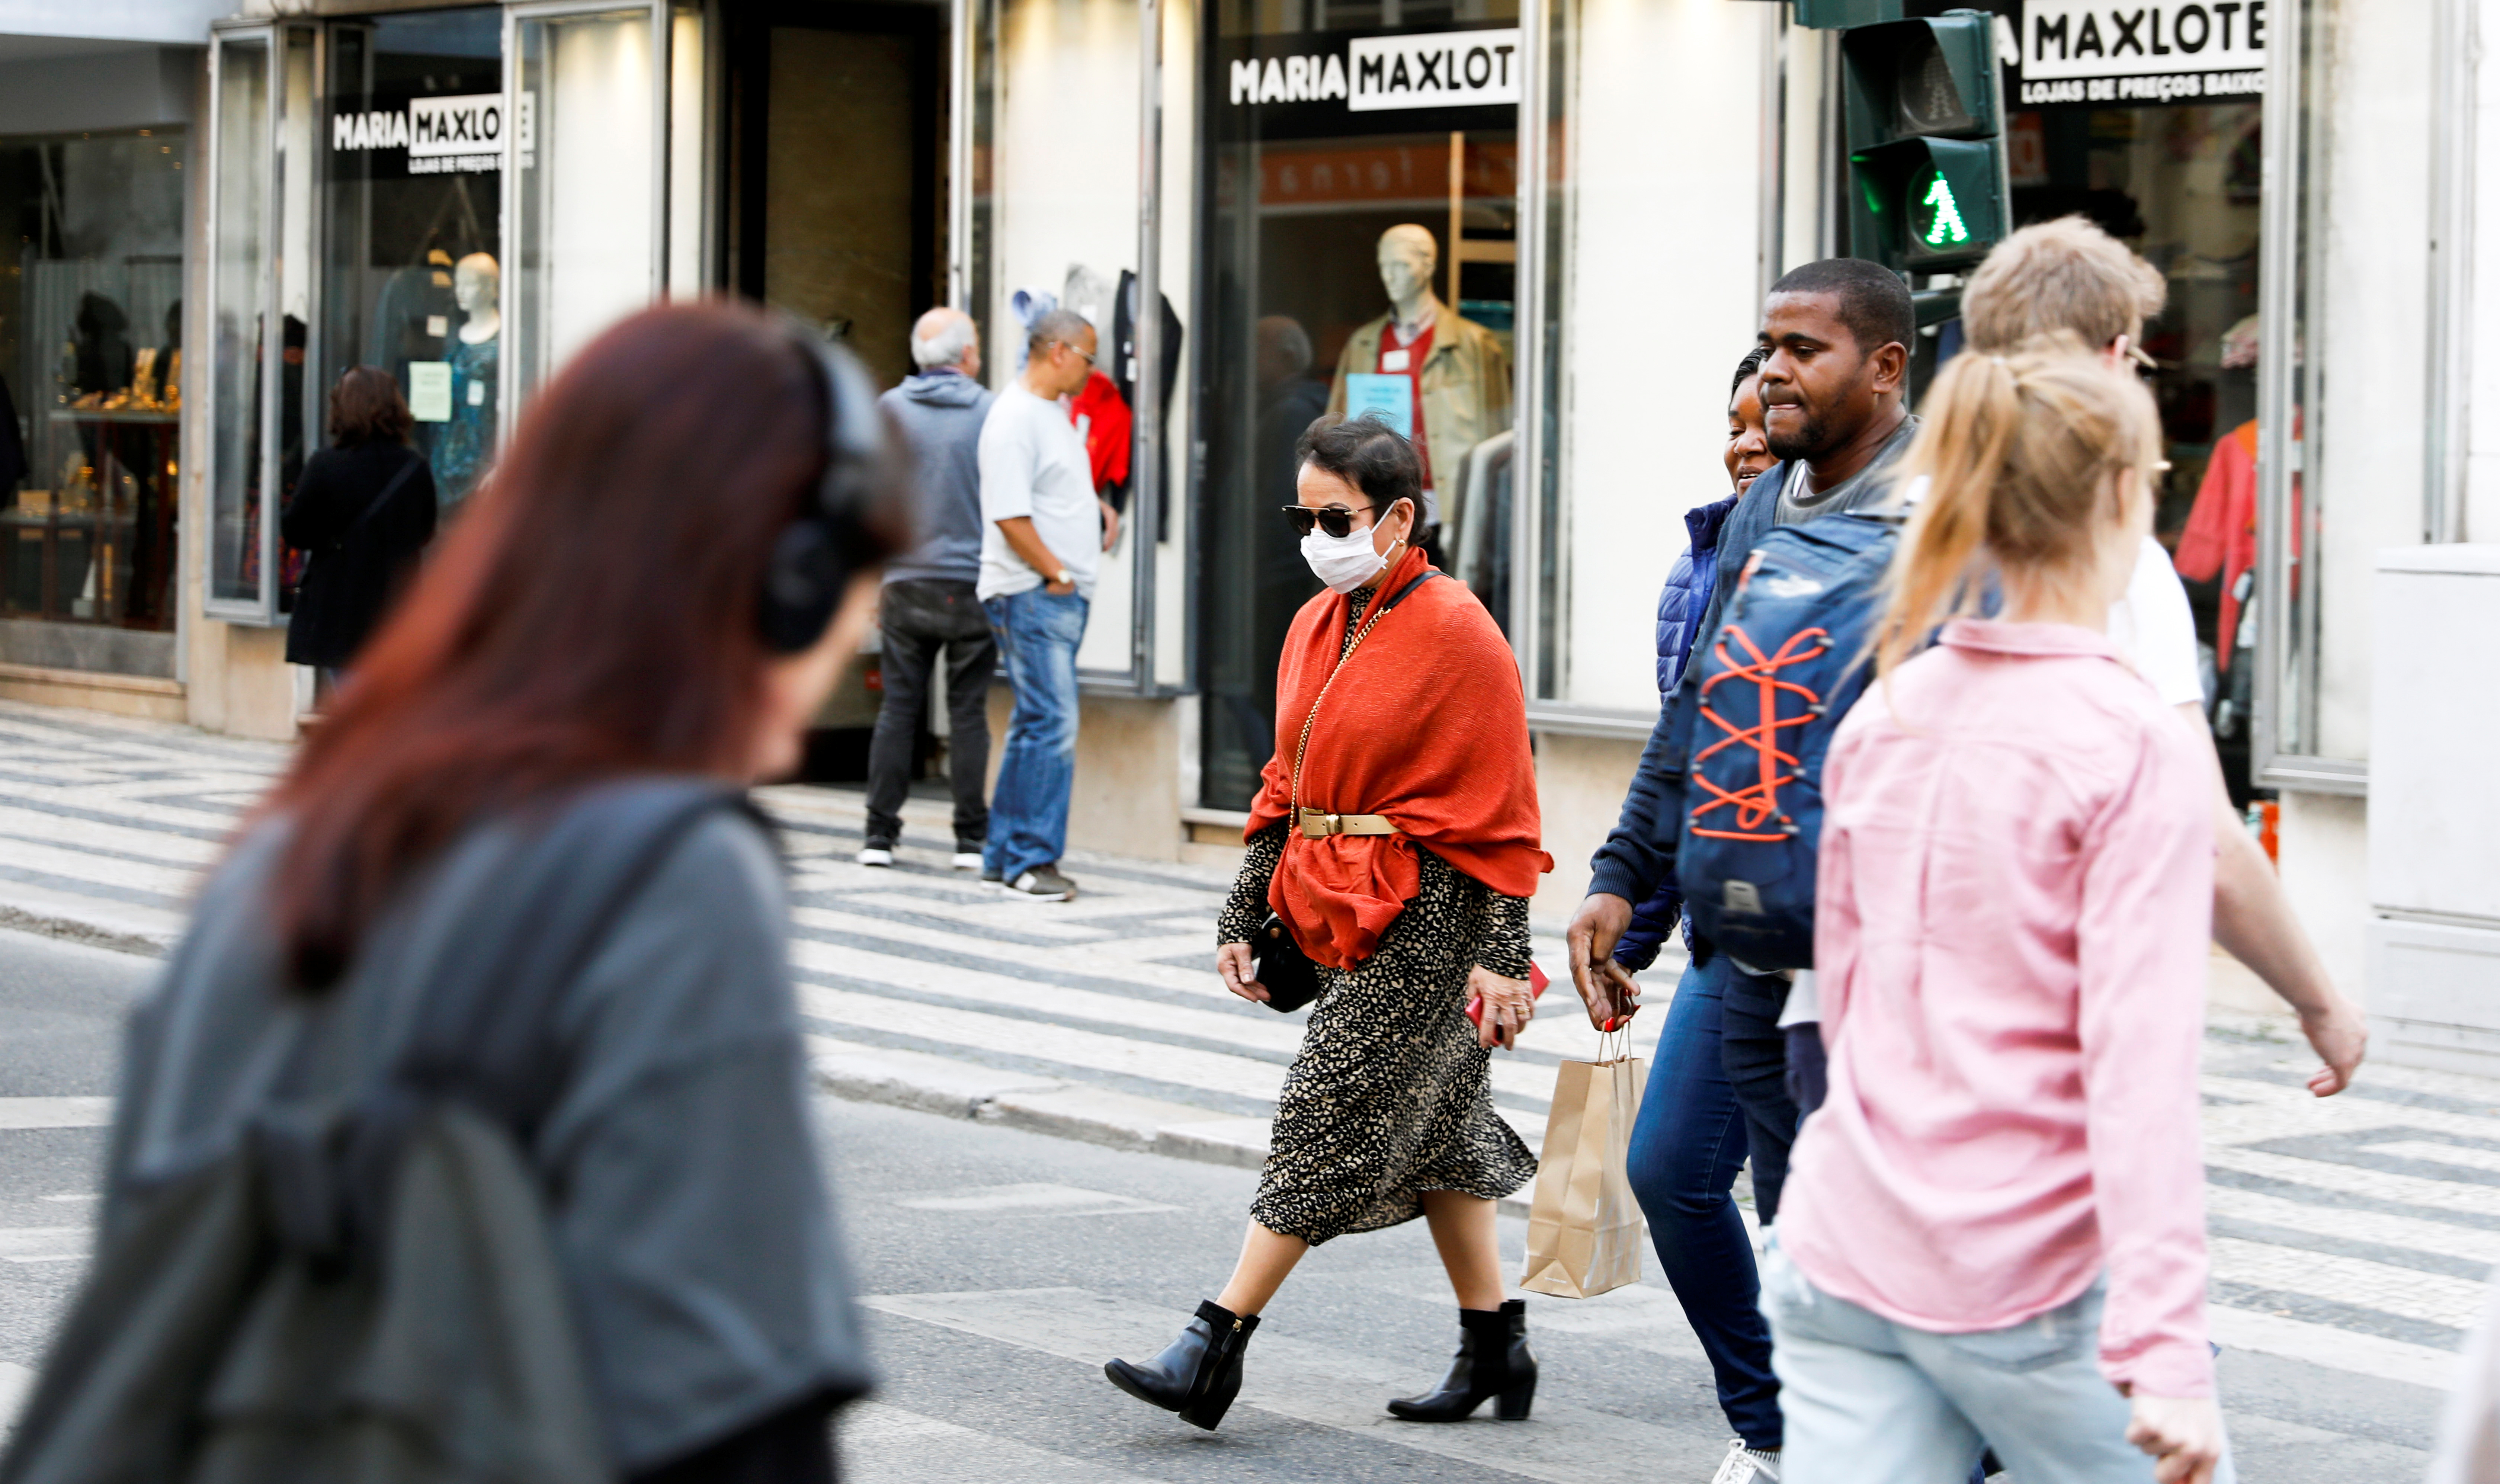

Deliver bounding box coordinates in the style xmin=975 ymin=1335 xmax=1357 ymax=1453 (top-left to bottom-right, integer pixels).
xmin=982 ymin=587 xmax=1087 ymax=882
xmin=1761 ymin=1240 xmax=2234 ymax=1484
xmin=1624 ymin=958 xmax=1782 ymax=1451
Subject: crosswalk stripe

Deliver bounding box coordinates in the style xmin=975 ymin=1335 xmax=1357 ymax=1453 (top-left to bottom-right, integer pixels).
xmin=2206 ymin=1185 xmax=2500 ymax=1268
xmin=2209 ymin=1234 xmax=2485 ymax=1330
xmin=2205 ymin=1305 xmax=2458 ymax=1390
xmin=862 ymin=1286 xmax=1730 ymax=1482
xmin=792 ymin=941 xmax=1563 ymax=1106
xmin=0 ymin=837 xmax=199 ymax=900
xmin=840 ymin=1401 xmax=1176 ymax=1483
xmin=2207 ymin=1144 xmax=2500 ymax=1221
xmin=0 ymin=804 xmax=221 ymax=867
xmin=0 ymin=1098 xmax=112 ymax=1130
xmin=2365 ymin=1140 xmax=2500 ymax=1177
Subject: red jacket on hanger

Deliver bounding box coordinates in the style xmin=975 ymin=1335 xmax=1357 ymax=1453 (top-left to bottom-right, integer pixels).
xmin=2174 ymin=420 xmax=2259 ymax=667
xmin=1067 ymin=371 xmax=1131 ymax=494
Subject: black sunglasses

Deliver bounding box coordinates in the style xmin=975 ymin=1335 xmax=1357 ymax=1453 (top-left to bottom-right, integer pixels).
xmin=1282 ymin=503 xmax=1378 ymax=539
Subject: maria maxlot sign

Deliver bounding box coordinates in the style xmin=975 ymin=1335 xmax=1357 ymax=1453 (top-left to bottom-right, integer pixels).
xmin=330 ymin=92 xmax=532 ymax=176
xmin=1222 ymin=25 xmax=1522 ymax=140
xmin=2010 ymin=1 xmax=2269 ymax=105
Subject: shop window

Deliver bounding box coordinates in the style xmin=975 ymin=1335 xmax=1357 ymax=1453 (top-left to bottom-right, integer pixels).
xmin=1195 ymin=0 xmax=1526 ymax=808
xmin=319 ymin=10 xmax=506 ymax=518
xmin=0 ymin=128 xmax=188 ymax=635
xmin=208 ymin=4 xmax=688 ymax=628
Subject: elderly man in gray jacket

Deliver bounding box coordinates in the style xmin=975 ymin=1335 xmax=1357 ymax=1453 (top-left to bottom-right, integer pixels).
xmin=861 ymin=307 xmax=997 ymax=870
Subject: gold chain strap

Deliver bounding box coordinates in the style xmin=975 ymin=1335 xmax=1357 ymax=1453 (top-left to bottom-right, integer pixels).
xmin=1289 ymin=584 xmax=1402 ymax=820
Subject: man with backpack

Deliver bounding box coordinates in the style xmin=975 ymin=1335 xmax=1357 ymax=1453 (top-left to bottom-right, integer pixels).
xmin=1564 ymin=259 xmax=1918 ymax=1484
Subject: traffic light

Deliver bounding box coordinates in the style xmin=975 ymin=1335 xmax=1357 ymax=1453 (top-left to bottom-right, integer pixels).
xmin=1839 ymin=10 xmax=2008 ymax=272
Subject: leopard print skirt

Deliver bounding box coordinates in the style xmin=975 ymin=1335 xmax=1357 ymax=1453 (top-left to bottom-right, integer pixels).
xmin=1250 ymin=851 xmax=1538 ymax=1246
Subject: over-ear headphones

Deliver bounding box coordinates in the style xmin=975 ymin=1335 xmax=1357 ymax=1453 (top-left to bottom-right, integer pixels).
xmin=759 ymin=326 xmax=892 ymax=653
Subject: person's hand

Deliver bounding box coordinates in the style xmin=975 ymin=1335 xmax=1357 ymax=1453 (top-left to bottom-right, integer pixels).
xmin=1100 ymin=498 xmax=1121 ymax=553
xmin=1470 ymin=965 xmax=1533 ymax=1049
xmin=1045 ymin=578 xmax=1077 ymax=595
xmin=1564 ymin=893 xmax=1638 ymax=1032
xmin=2298 ymin=993 xmax=2367 ymax=1096
xmin=1218 ymin=941 xmax=1267 ymax=1003
xmin=2124 ymin=1393 xmax=2225 ymax=1484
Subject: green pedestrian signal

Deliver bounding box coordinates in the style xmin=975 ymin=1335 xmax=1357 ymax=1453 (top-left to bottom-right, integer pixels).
xmin=1833 ymin=10 xmax=2008 ymax=272
xmin=1917 ymin=170 xmax=1968 ymax=249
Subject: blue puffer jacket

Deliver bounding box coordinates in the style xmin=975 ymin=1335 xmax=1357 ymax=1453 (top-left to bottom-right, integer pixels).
xmin=1613 ymin=491 xmax=1742 ymax=972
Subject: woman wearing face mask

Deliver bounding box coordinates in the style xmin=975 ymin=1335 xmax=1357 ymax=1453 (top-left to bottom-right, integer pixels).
xmin=1104 ymin=414 xmax=1551 ymax=1432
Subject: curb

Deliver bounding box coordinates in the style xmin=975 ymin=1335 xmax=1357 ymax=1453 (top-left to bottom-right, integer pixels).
xmin=806 ymin=1036 xmax=1539 ymax=1218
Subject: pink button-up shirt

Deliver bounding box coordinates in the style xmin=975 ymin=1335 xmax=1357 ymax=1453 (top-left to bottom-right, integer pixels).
xmin=1779 ymin=618 xmax=2217 ymax=1398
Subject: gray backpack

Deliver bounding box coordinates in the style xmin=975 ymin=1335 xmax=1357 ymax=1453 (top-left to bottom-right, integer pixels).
xmin=0 ymin=782 xmax=743 ymax=1484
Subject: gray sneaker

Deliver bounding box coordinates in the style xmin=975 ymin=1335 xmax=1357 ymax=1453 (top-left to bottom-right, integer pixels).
xmin=1003 ymin=865 xmax=1077 ymax=901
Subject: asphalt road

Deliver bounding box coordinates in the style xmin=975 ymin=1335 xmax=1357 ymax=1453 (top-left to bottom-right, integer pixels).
xmin=0 ymin=927 xmax=2444 ymax=1481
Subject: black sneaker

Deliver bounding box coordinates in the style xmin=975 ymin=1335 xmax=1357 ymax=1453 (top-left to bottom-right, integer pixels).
xmin=953 ymin=840 xmax=985 ymax=872
xmin=857 ymin=840 xmax=896 ymax=868
xmin=1003 ymin=865 xmax=1077 ymax=901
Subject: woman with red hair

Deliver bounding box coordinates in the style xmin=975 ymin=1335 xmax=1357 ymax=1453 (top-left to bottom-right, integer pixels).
xmin=81 ymin=303 xmax=904 ymax=1481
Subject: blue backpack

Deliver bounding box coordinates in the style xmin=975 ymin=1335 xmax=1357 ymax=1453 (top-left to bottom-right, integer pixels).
xmin=1674 ymin=509 xmax=1903 ymax=971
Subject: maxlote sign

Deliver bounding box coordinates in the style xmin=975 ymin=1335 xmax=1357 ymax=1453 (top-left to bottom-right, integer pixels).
xmin=331 ymin=92 xmax=531 ymax=175
xmin=1229 ymin=28 xmax=1522 ymax=112
xmin=2015 ymin=1 xmax=2268 ymax=103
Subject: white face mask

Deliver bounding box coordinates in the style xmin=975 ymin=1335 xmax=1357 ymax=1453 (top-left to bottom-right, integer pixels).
xmin=1301 ymin=522 xmax=1397 ymax=594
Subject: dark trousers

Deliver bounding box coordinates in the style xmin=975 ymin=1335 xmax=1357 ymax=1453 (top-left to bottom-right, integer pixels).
xmin=1721 ymin=966 xmax=1799 ymax=1225
xmin=1624 ymin=958 xmax=1782 ymax=1451
xmin=865 ymin=579 xmax=996 ymax=848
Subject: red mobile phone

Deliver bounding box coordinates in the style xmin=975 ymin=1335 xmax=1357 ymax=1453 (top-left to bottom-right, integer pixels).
xmin=1466 ymin=962 xmax=1550 ymax=1044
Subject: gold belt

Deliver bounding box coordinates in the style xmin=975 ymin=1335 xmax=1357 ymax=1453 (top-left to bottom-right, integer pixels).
xmin=1298 ymin=808 xmax=1397 ymax=838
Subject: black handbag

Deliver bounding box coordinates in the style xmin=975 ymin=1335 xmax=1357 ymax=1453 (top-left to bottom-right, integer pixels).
xmin=1251 ymin=913 xmax=1323 ymax=1014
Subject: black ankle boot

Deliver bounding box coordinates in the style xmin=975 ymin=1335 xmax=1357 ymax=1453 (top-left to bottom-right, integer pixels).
xmin=1103 ymin=1299 xmax=1260 ymax=1431
xmin=1387 ymin=1299 xmax=1536 ymax=1422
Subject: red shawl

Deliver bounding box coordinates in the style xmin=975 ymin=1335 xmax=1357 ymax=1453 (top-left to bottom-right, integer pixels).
xmin=1245 ymin=546 xmax=1551 ymax=968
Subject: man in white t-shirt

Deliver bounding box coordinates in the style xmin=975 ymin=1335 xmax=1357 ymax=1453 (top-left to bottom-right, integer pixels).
xmin=976 ymin=308 xmax=1109 ymax=901
xmin=1958 ymin=217 xmax=2366 ymax=1096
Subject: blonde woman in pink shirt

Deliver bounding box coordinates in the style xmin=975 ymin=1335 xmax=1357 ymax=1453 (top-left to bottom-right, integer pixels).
xmin=1760 ymin=343 xmax=2228 ymax=1484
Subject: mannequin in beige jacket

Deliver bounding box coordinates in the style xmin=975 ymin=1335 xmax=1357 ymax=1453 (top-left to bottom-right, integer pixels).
xmin=1326 ymin=224 xmax=1510 ymax=574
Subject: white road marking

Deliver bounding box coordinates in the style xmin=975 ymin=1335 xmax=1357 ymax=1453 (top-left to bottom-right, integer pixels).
xmin=863 ymin=1286 xmax=1734 ymax=1483
xmin=2208 ymin=1304 xmax=2459 ymax=1390
xmin=840 ymin=1401 xmax=1177 ymax=1484
xmin=2209 ymin=1235 xmax=2488 ymax=1330
xmin=0 ymin=1099 xmax=111 ymax=1130
xmin=893 ymin=1183 xmax=1179 ymax=1217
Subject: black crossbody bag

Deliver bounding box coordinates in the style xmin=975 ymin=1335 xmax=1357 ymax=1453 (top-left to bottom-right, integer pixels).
xmin=1250 ymin=568 xmax=1439 ymax=1013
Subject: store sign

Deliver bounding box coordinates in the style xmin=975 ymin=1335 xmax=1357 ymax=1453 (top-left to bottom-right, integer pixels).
xmin=2017 ymin=1 xmax=2267 ymax=103
xmin=331 ymin=92 xmax=510 ymax=174
xmin=1229 ymin=27 xmax=1520 ymax=113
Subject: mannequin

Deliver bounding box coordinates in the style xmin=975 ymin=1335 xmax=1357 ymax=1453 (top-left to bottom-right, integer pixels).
xmin=1326 ymin=225 xmax=1509 ymax=569
xmin=436 ymin=252 xmax=500 ymax=510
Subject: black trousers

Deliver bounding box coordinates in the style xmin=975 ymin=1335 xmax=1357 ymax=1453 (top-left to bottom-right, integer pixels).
xmin=865 ymin=578 xmax=996 ymax=848
xmin=1719 ymin=967 xmax=1799 ymax=1225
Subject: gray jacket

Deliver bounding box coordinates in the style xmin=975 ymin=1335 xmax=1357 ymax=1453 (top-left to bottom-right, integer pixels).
xmin=106 ymin=797 xmax=872 ymax=1472
xmin=879 ymin=370 xmax=994 ymax=586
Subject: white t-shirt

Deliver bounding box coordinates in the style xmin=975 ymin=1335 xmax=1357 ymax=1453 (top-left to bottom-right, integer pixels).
xmin=1897 ymin=479 xmax=2201 ymax=709
xmin=2108 ymin=535 xmax=2204 ymax=708
xmin=976 ymin=384 xmax=1101 ymax=601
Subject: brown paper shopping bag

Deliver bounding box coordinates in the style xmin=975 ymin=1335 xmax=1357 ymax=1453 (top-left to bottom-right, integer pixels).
xmin=1518 ymin=1052 xmax=1647 ymax=1299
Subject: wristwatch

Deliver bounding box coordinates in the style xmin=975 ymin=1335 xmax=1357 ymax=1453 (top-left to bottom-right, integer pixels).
xmin=1052 ymin=567 xmax=1074 ymax=586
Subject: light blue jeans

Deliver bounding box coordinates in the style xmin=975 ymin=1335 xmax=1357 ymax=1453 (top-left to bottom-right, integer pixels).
xmin=982 ymin=586 xmax=1087 ymax=882
xmin=1760 ymin=1239 xmax=2234 ymax=1484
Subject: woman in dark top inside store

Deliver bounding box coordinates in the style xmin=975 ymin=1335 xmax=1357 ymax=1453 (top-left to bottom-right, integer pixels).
xmin=281 ymin=365 xmax=438 ymax=680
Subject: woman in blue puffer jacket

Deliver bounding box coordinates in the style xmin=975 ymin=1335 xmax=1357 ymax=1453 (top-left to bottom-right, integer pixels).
xmin=1611 ymin=348 xmax=1772 ymax=974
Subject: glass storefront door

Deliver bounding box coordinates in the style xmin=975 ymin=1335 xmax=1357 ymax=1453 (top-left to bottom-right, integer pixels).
xmin=1197 ymin=1 xmax=1523 ymax=809
xmin=320 ymin=9 xmax=506 ymax=516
